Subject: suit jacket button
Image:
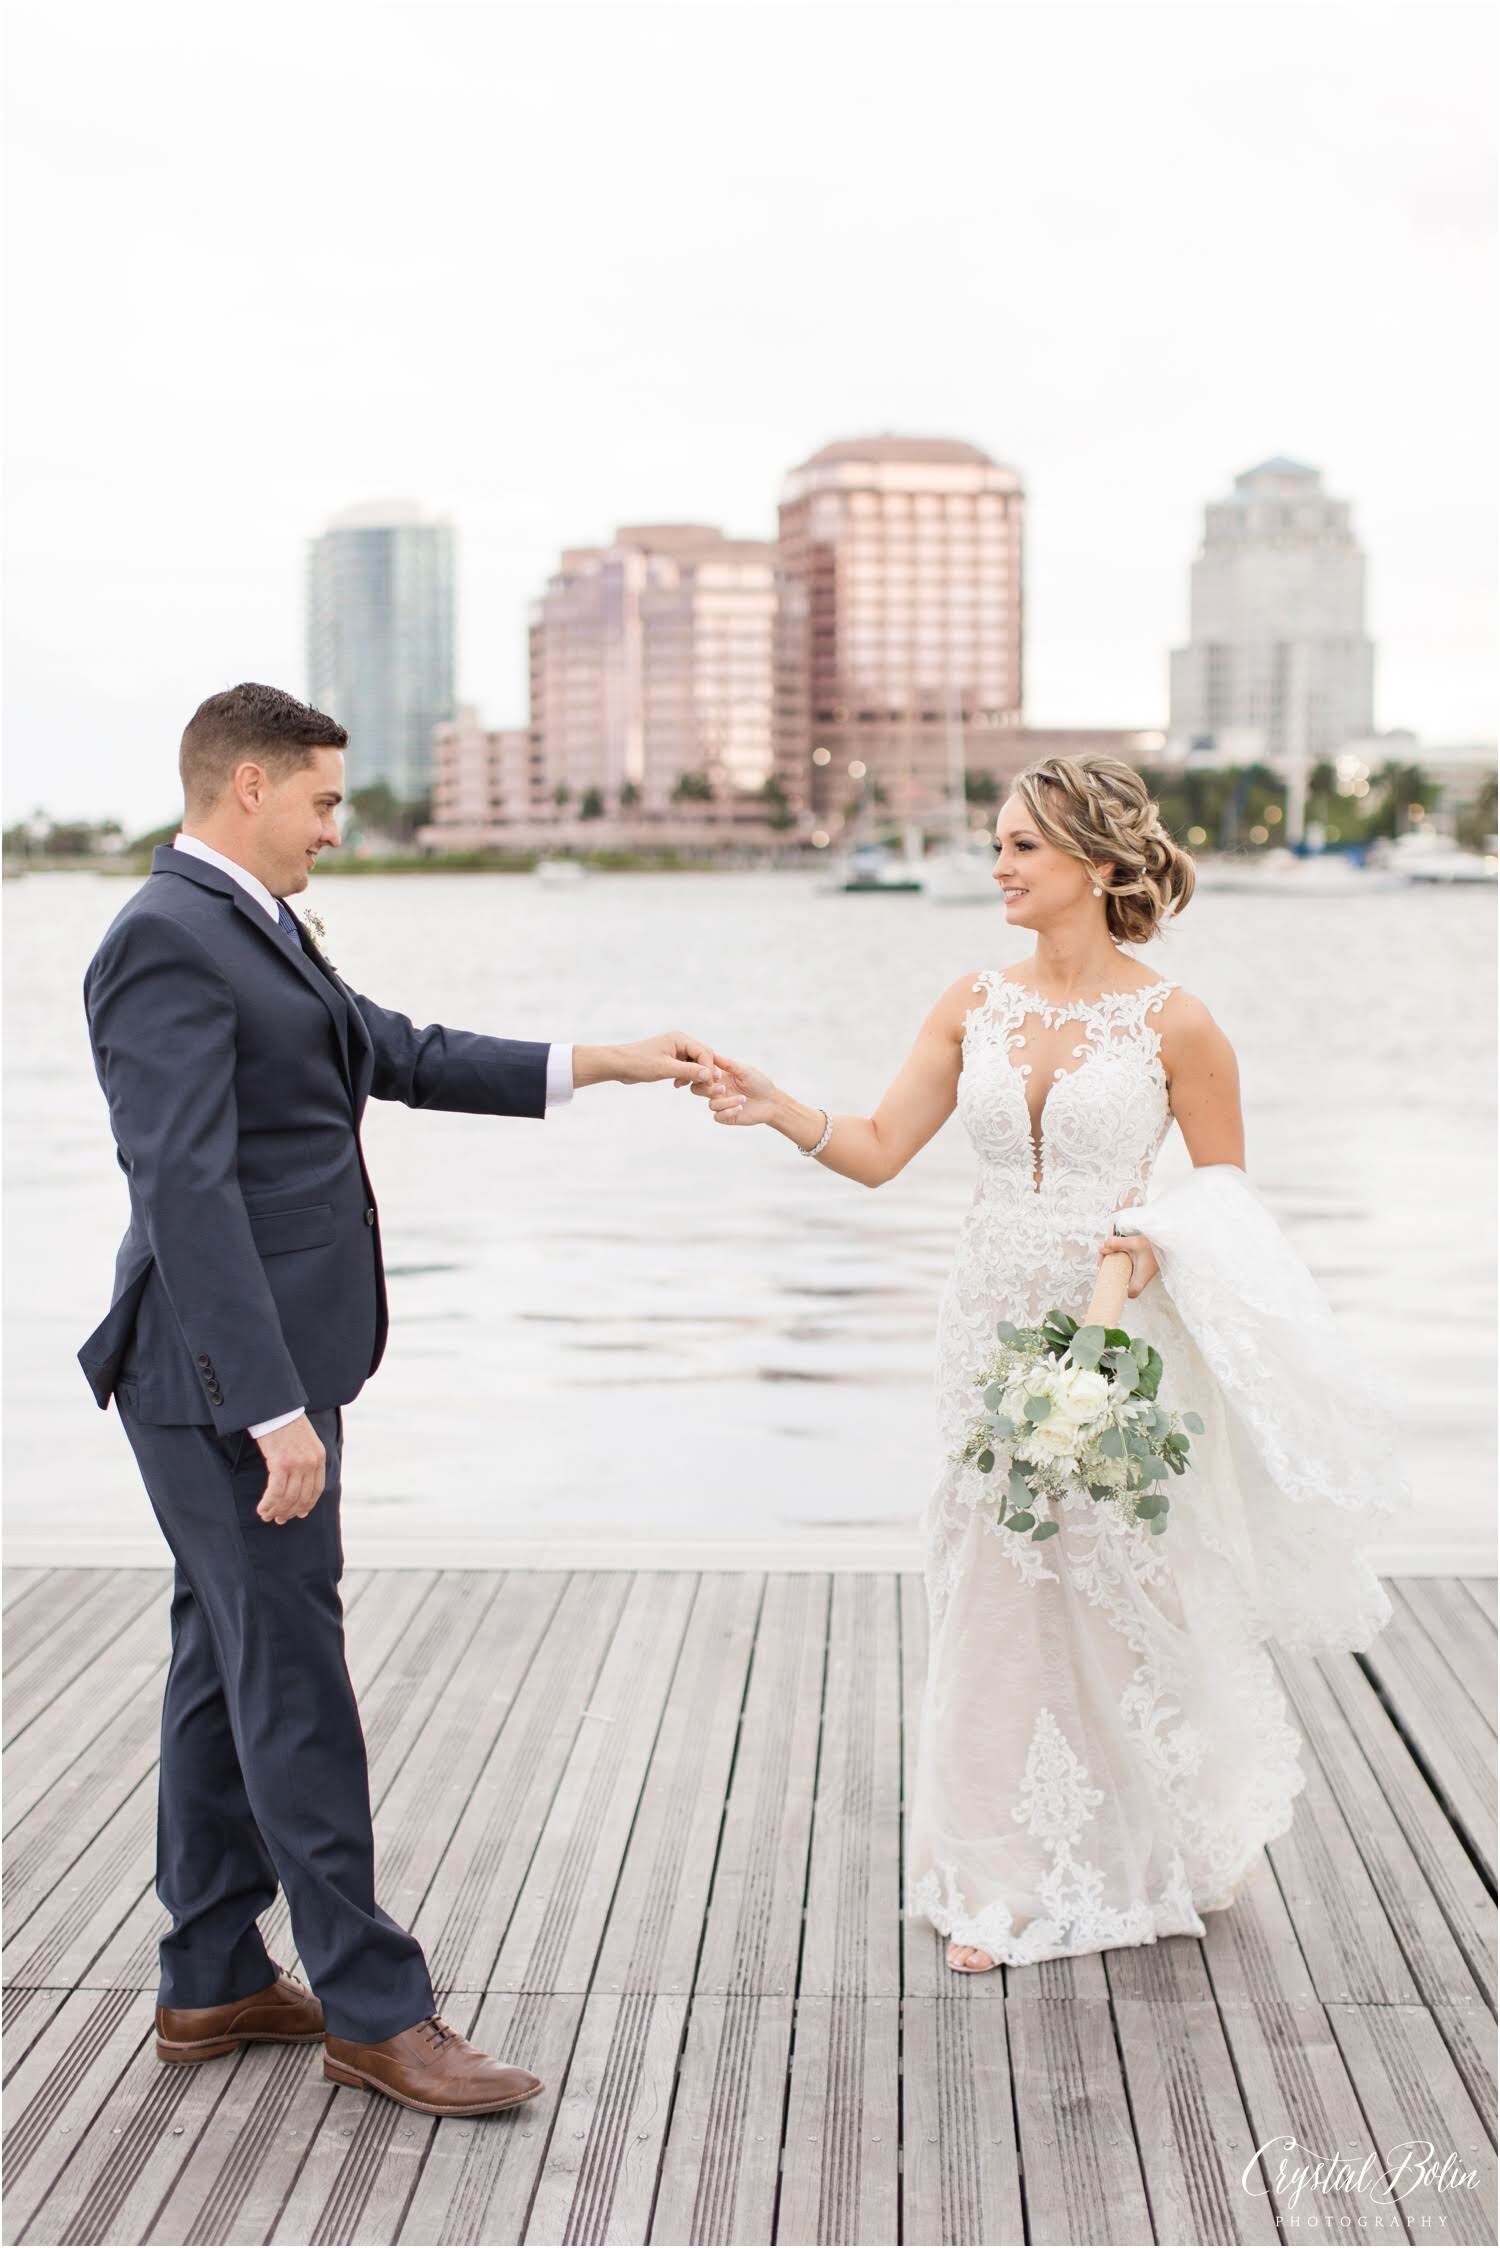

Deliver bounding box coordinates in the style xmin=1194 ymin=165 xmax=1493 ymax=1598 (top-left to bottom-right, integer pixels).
xmin=364 ymin=1207 xmax=376 ymax=1226
xmin=197 ymin=1354 xmax=211 ymax=1367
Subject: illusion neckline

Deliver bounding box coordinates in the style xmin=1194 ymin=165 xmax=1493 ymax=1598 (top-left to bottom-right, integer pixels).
xmin=990 ymin=971 xmax=1176 ymax=1014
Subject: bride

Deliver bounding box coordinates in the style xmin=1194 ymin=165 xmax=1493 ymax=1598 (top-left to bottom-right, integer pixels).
xmin=699 ymin=753 xmax=1407 ymax=1974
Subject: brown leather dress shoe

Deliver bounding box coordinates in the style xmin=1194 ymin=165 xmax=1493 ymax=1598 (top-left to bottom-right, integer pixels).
xmin=323 ymin=2014 xmax=544 ymax=2116
xmin=156 ymin=1968 xmax=324 ymax=2062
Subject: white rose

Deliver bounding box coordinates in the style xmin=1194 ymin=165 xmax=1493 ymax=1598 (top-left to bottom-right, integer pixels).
xmin=1058 ymin=1366 xmax=1110 ymax=1420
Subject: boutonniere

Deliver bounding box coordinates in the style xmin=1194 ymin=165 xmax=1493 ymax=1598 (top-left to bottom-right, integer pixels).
xmin=300 ymin=907 xmax=338 ymax=974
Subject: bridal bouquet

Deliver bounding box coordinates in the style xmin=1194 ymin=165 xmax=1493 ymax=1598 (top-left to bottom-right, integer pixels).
xmin=959 ymin=1252 xmax=1203 ymax=1541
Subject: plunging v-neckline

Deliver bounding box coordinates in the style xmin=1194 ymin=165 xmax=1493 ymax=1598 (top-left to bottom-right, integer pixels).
xmin=992 ymin=974 xmax=1176 ymax=1193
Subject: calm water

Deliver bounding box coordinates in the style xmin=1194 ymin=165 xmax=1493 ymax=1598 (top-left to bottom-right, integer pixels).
xmin=5 ymin=868 xmax=1494 ymax=1571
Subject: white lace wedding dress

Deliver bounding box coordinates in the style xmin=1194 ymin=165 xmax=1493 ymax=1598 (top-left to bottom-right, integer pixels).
xmin=906 ymin=968 xmax=1409 ymax=1967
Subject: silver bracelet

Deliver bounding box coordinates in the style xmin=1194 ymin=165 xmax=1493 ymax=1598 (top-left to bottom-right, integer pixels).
xmin=800 ymin=1107 xmax=833 ymax=1158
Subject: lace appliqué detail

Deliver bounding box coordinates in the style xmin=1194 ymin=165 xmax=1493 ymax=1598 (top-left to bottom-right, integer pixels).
xmin=908 ymin=1707 xmax=1209 ymax=1964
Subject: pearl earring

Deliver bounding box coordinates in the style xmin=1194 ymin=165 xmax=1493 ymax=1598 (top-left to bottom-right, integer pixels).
xmin=1092 ymin=884 xmax=1103 ymax=896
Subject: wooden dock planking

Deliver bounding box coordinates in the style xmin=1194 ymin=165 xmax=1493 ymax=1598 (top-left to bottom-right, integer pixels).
xmin=2 ymin=1568 xmax=1494 ymax=2248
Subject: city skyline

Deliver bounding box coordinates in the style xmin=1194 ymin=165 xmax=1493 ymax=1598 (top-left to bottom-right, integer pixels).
xmin=5 ymin=3 xmax=1494 ymax=827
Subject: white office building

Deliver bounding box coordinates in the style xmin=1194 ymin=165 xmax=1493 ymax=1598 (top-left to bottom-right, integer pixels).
xmin=1169 ymin=459 xmax=1375 ymax=767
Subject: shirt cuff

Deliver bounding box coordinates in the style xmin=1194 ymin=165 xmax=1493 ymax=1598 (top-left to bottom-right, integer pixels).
xmin=247 ymin=1407 xmax=307 ymax=1438
xmin=545 ymin=1042 xmax=575 ymax=1110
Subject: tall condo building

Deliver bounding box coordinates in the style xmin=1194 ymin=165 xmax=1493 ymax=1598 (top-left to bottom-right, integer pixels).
xmin=306 ymin=501 xmax=455 ymax=801
xmin=1169 ymin=459 xmax=1375 ymax=765
xmin=528 ymin=525 xmax=776 ymax=809
xmin=774 ymin=435 xmax=1024 ymax=823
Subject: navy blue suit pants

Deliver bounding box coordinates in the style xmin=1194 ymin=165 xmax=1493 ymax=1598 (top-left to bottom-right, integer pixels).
xmin=116 ymin=1402 xmax=435 ymax=2042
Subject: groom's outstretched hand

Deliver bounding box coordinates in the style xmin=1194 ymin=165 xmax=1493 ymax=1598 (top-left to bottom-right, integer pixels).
xmin=572 ymin=1031 xmax=724 ymax=1091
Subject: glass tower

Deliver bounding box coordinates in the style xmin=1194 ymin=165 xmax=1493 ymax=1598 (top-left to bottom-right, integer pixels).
xmin=306 ymin=502 xmax=455 ymax=802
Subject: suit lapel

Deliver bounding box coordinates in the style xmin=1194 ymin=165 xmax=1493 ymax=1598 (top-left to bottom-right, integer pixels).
xmin=230 ymin=887 xmax=356 ymax=1093
xmin=150 ymin=849 xmax=356 ymax=1100
xmin=291 ymin=915 xmax=373 ymax=1100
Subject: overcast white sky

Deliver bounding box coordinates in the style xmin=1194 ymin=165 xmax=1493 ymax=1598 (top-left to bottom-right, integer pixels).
xmin=4 ymin=0 xmax=1495 ymax=828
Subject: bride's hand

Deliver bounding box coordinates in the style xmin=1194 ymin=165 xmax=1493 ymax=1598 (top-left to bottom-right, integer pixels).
xmin=1101 ymin=1231 xmax=1159 ymax=1297
xmin=700 ymin=1054 xmax=779 ymax=1128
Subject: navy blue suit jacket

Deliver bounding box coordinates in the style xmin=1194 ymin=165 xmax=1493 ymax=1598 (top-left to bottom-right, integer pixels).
xmin=79 ymin=846 xmax=550 ymax=1431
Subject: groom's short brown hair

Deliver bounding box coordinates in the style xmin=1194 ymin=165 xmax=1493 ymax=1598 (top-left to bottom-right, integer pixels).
xmin=180 ymin=682 xmax=348 ymax=812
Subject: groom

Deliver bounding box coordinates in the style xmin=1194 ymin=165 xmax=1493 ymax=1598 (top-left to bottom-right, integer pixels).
xmin=79 ymin=681 xmax=720 ymax=2118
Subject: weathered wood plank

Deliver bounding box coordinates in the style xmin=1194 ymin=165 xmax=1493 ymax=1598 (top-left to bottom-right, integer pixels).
xmin=1 ymin=1986 xmax=147 ymax=2236
xmin=2 ymin=1770 xmax=156 ymax=1995
xmin=1275 ymin=1646 xmax=1491 ymax=2009
xmin=1328 ymin=2002 xmax=1498 ymax=2243
xmin=590 ymin=1574 xmax=762 ymax=1997
xmin=900 ymin=1995 xmax=1024 ymax=2247
xmin=1111 ymin=1995 xmax=1280 ymax=2245
xmin=775 ymin=1995 xmax=899 ymax=2246
xmin=691 ymin=1574 xmax=827 ymax=1999
xmin=649 ymin=1992 xmax=794 ymax=2245
xmin=410 ymin=1573 xmax=625 ymax=1993
xmin=523 ymin=1989 xmax=688 ymax=2245
xmin=2 ymin=1569 xmax=55 ymax=1617
xmin=1462 ymin=1578 xmax=1498 ymax=1626
xmin=1 ymin=1987 xmax=68 ymax=2083
xmin=1201 ymin=1854 xmax=1398 ymax=2242
xmin=1005 ymin=1994 xmax=1152 ymax=2246
xmin=1313 ymin=1648 xmax=1496 ymax=2013
xmin=1361 ymin=1601 xmax=1496 ymax=1886
xmin=1 ymin=1601 xmax=169 ymax=1834
xmin=142 ymin=2041 xmax=339 ymax=2247
xmin=487 ymin=1573 xmax=700 ymax=1994
xmin=1263 ymin=1682 xmax=1422 ymax=2007
xmin=1395 ymin=1579 xmax=1497 ymax=1732
xmin=2 ymin=1571 xmax=120 ymax=1668
xmin=2 ymin=1573 xmax=164 ymax=1746
xmin=14 ymin=2011 xmax=236 ymax=2247
xmin=799 ymin=1575 xmax=902 ymax=2002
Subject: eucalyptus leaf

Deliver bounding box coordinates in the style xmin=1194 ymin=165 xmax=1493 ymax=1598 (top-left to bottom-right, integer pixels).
xmin=1099 ymin=1427 xmax=1126 ymax=1458
xmin=1182 ymin=1410 xmax=1205 ymax=1433
xmin=1069 ymin=1325 xmax=1106 ymax=1369
xmin=1149 ymin=1515 xmax=1168 ymax=1534
xmin=1031 ymin=1520 xmax=1061 ymax=1541
xmin=1008 ymin=1466 xmax=1033 ymax=1508
xmin=1006 ymin=1511 xmax=1035 ymax=1532
xmin=1023 ymin=1395 xmax=1052 ymax=1422
xmin=976 ymin=1449 xmax=995 ymax=1474
xmin=983 ymin=1383 xmax=1004 ymax=1412
xmin=996 ymin=1320 xmax=1019 ymax=1343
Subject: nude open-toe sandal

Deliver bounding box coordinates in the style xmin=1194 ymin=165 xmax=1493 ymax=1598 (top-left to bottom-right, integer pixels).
xmin=946 ymin=1942 xmax=999 ymax=1973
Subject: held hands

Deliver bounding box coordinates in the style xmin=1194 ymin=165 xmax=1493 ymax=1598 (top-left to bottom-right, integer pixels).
xmin=697 ymin=1054 xmax=779 ymax=1128
xmin=255 ymin=1416 xmax=327 ymax=1525
xmin=575 ymin=1031 xmax=724 ymax=1091
xmin=1100 ymin=1231 xmax=1160 ymax=1299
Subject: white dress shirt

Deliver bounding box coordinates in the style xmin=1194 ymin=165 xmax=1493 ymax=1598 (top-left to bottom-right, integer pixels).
xmin=171 ymin=832 xmax=572 ymax=1438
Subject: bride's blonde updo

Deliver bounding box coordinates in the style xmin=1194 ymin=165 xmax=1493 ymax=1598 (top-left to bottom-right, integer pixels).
xmin=1010 ymin=754 xmax=1196 ymax=947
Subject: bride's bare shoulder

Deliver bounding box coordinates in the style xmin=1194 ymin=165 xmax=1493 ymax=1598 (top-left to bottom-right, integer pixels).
xmin=1152 ymin=984 xmax=1237 ymax=1063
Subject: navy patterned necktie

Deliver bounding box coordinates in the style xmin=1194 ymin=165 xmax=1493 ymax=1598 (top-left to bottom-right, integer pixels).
xmin=275 ymin=898 xmax=302 ymax=947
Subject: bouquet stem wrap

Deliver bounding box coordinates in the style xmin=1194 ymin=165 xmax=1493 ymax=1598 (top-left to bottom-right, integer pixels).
xmin=1115 ymin=1162 xmax=1407 ymax=1651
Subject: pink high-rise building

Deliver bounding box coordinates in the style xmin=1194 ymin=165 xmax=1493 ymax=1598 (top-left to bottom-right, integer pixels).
xmin=774 ymin=435 xmax=1025 ymax=824
xmin=528 ymin=525 xmax=777 ymax=814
